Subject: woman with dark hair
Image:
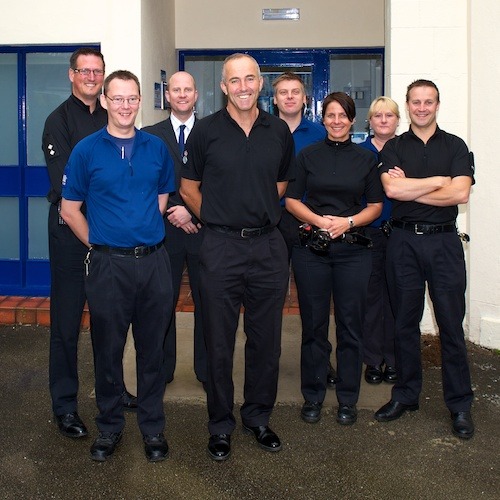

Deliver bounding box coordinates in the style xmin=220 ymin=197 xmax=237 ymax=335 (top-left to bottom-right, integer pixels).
xmin=285 ymin=92 xmax=383 ymax=425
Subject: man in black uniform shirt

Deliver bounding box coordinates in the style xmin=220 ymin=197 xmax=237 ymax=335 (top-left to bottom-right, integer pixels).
xmin=143 ymin=71 xmax=207 ymax=389
xmin=375 ymin=79 xmax=475 ymax=439
xmin=42 ymin=48 xmax=136 ymax=440
xmin=180 ymin=53 xmax=295 ymax=461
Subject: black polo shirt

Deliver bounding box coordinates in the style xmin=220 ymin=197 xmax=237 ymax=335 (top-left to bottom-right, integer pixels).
xmin=285 ymin=138 xmax=383 ymax=216
xmin=182 ymin=108 xmax=295 ymax=227
xmin=43 ymin=94 xmax=107 ymax=204
xmin=380 ymin=126 xmax=474 ymax=223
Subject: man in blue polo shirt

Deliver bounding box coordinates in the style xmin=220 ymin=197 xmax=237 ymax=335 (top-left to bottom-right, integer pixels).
xmin=61 ymin=70 xmax=175 ymax=461
xmin=272 ymin=72 xmax=325 ymax=155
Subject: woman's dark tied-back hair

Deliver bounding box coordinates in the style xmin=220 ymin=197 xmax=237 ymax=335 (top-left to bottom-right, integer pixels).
xmin=321 ymin=92 xmax=356 ymax=121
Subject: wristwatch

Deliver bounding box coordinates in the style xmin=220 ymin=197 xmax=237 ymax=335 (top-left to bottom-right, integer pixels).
xmin=348 ymin=216 xmax=354 ymax=229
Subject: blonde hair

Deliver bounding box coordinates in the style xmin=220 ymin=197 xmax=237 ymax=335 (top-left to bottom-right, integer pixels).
xmin=367 ymin=96 xmax=400 ymax=120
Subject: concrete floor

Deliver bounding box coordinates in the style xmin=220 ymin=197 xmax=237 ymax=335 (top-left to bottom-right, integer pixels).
xmin=1 ymin=314 xmax=499 ymax=499
xmin=122 ymin=313 xmax=393 ymax=409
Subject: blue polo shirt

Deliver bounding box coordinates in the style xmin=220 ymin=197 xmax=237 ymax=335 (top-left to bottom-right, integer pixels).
xmin=359 ymin=136 xmax=392 ymax=228
xmin=292 ymin=117 xmax=326 ymax=154
xmin=62 ymin=127 xmax=175 ymax=247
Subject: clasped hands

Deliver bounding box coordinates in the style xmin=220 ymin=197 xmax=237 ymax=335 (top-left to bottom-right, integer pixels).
xmin=167 ymin=205 xmax=202 ymax=234
xmin=319 ymin=215 xmax=350 ymax=240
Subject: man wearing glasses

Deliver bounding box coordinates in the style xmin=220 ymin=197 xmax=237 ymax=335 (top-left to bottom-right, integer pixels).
xmin=61 ymin=70 xmax=175 ymax=461
xmin=42 ymin=48 xmax=137 ymax=442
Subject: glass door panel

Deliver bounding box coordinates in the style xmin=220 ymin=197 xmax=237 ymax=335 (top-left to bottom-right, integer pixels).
xmin=184 ymin=56 xmax=226 ymax=118
xmin=0 ymin=53 xmax=18 ymax=166
xmin=0 ymin=44 xmax=90 ymax=295
xmin=329 ymin=54 xmax=383 ymax=142
xmin=180 ymin=49 xmax=382 ymax=128
xmin=26 ymin=52 xmax=71 ymax=167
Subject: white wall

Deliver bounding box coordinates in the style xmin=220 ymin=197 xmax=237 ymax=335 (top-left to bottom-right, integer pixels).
xmin=386 ymin=0 xmax=500 ymax=348
xmin=468 ymin=0 xmax=500 ymax=348
xmin=0 ymin=0 xmax=141 ymax=79
xmin=140 ymin=0 xmax=176 ymax=126
xmin=0 ymin=0 xmax=161 ymax=126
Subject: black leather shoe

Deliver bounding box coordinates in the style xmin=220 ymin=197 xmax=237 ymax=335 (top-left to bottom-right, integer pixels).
xmin=365 ymin=365 xmax=383 ymax=384
xmin=144 ymin=433 xmax=169 ymax=461
xmin=383 ymin=365 xmax=397 ymax=383
xmin=243 ymin=425 xmax=282 ymax=452
xmin=451 ymin=411 xmax=474 ymax=439
xmin=90 ymin=431 xmax=123 ymax=461
xmin=336 ymin=404 xmax=357 ymax=425
xmin=374 ymin=399 xmax=419 ymax=422
xmin=122 ymin=390 xmax=138 ymax=412
xmin=301 ymin=401 xmax=322 ymax=423
xmin=207 ymin=434 xmax=231 ymax=461
xmin=327 ymin=361 xmax=337 ymax=388
xmin=55 ymin=412 xmax=88 ymax=438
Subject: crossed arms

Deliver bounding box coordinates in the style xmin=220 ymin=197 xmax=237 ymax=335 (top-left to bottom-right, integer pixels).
xmin=381 ymin=167 xmax=471 ymax=206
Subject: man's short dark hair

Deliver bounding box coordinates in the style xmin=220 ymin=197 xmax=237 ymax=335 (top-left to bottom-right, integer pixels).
xmin=69 ymin=47 xmax=105 ymax=71
xmin=272 ymin=72 xmax=305 ymax=95
xmin=103 ymin=70 xmax=141 ymax=96
xmin=322 ymin=92 xmax=356 ymax=122
xmin=406 ymin=79 xmax=440 ymax=102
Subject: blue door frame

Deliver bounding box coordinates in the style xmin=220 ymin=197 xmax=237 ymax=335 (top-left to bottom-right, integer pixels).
xmin=0 ymin=44 xmax=99 ymax=297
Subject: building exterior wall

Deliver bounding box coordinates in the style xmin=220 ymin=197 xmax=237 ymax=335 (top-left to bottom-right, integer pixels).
xmin=175 ymin=0 xmax=385 ymax=49
xmin=385 ymin=0 xmax=500 ymax=349
xmin=469 ymin=0 xmax=500 ymax=348
xmin=386 ymin=0 xmax=470 ymax=337
xmin=1 ymin=0 xmax=499 ymax=347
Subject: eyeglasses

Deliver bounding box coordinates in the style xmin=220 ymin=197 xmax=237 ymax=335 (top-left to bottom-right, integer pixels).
xmin=72 ymin=68 xmax=105 ymax=77
xmin=105 ymin=96 xmax=141 ymax=106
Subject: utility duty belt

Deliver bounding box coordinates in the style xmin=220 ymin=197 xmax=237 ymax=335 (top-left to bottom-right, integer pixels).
xmin=390 ymin=219 xmax=456 ymax=235
xmin=207 ymin=224 xmax=275 ymax=238
xmin=298 ymin=223 xmax=373 ymax=253
xmin=92 ymin=241 xmax=164 ymax=258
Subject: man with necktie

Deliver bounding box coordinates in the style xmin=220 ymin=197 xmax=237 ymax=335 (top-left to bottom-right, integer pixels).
xmin=143 ymin=71 xmax=207 ymax=389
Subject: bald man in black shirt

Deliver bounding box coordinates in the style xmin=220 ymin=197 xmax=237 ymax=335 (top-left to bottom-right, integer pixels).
xmin=181 ymin=53 xmax=295 ymax=461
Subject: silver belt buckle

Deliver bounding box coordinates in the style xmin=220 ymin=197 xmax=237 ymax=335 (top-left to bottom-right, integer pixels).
xmin=241 ymin=228 xmax=250 ymax=238
xmin=415 ymin=224 xmax=424 ymax=235
xmin=134 ymin=246 xmax=141 ymax=258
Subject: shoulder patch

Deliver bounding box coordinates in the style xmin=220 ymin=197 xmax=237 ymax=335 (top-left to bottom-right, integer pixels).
xmin=46 ymin=143 xmax=58 ymax=157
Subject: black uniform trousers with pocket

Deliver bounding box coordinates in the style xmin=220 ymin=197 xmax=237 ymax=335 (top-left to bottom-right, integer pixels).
xmin=362 ymin=226 xmax=396 ymax=367
xmin=163 ymin=220 xmax=207 ymax=384
xmin=386 ymin=228 xmax=473 ymax=412
xmin=292 ymin=242 xmax=372 ymax=406
xmin=85 ymin=245 xmax=173 ymax=435
xmin=48 ymin=203 xmax=88 ymax=415
xmin=199 ymin=227 xmax=289 ymax=436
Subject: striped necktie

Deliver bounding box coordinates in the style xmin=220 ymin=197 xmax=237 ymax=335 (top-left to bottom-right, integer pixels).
xmin=178 ymin=124 xmax=186 ymax=157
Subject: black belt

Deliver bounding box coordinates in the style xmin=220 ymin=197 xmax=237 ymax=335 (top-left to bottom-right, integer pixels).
xmin=207 ymin=224 xmax=275 ymax=238
xmin=92 ymin=241 xmax=164 ymax=258
xmin=391 ymin=219 xmax=456 ymax=235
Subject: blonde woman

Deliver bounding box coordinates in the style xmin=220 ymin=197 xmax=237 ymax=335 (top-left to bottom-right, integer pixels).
xmin=359 ymin=97 xmax=400 ymax=385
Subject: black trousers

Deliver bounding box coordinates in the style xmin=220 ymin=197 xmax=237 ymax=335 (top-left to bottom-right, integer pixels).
xmin=362 ymin=227 xmax=395 ymax=367
xmin=85 ymin=246 xmax=173 ymax=435
xmin=48 ymin=203 xmax=88 ymax=415
xmin=292 ymin=242 xmax=372 ymax=406
xmin=386 ymin=228 xmax=473 ymax=412
xmin=163 ymin=221 xmax=207 ymax=383
xmin=199 ymin=228 xmax=289 ymax=435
